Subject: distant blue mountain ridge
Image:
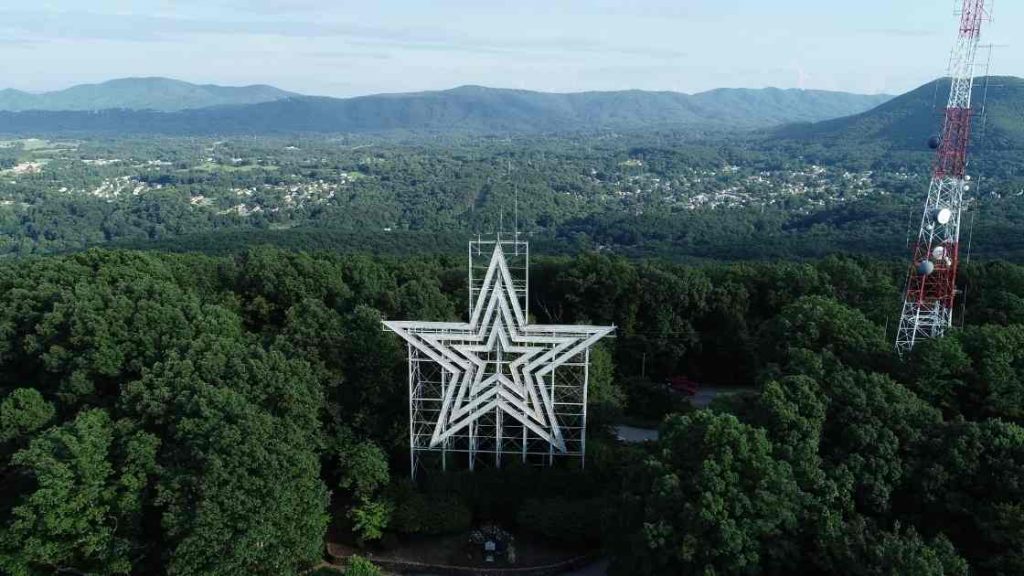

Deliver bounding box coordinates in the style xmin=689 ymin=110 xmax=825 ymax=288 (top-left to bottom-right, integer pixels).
xmin=0 ymin=77 xmax=896 ymax=134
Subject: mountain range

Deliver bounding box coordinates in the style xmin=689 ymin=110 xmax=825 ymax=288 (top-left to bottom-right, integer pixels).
xmin=0 ymin=77 xmax=892 ymax=135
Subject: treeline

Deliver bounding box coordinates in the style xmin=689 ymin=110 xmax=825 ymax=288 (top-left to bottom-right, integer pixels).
xmin=0 ymin=247 xmax=1023 ymax=574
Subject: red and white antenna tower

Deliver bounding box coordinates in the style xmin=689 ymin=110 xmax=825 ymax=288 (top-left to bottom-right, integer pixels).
xmin=895 ymin=0 xmax=991 ymax=354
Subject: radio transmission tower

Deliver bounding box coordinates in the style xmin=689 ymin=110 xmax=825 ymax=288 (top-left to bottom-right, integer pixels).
xmin=895 ymin=0 xmax=990 ymax=354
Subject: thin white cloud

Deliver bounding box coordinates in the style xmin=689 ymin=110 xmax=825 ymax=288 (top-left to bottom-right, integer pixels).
xmin=0 ymin=0 xmax=1019 ymax=97
xmin=0 ymin=8 xmax=684 ymax=60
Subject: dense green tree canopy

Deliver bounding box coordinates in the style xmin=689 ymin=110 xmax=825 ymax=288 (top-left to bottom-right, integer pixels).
xmin=1 ymin=409 xmax=158 ymax=576
xmin=0 ymin=245 xmax=1021 ymax=575
xmin=613 ymin=411 xmax=801 ymax=575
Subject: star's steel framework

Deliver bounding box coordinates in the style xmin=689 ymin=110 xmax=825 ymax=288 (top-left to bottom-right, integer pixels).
xmin=384 ymin=239 xmax=614 ymax=477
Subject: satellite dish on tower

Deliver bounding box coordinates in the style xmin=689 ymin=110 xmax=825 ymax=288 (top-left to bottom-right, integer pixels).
xmin=928 ymin=136 xmax=941 ymax=149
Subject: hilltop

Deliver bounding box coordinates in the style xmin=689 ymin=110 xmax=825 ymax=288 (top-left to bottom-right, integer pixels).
xmin=776 ymin=76 xmax=1024 ymax=151
xmin=0 ymin=77 xmax=296 ymax=112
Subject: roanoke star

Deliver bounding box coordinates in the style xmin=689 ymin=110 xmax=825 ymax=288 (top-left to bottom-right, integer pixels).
xmin=384 ymin=243 xmax=614 ymax=453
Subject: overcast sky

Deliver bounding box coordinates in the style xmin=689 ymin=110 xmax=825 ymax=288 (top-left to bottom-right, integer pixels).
xmin=0 ymin=0 xmax=1018 ymax=97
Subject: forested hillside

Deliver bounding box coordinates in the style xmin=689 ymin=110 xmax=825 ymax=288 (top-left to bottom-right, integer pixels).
xmin=778 ymin=76 xmax=1024 ymax=151
xmin=0 ymin=78 xmax=296 ymax=113
xmin=0 ymin=247 xmax=1022 ymax=575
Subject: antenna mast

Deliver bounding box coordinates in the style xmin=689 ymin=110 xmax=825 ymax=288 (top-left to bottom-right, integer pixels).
xmin=895 ymin=0 xmax=990 ymax=354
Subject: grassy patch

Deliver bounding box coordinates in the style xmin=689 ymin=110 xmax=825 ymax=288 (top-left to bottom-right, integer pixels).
xmin=194 ymin=161 xmax=279 ymax=172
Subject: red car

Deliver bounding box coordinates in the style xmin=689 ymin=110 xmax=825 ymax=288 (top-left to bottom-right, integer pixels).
xmin=667 ymin=376 xmax=700 ymax=396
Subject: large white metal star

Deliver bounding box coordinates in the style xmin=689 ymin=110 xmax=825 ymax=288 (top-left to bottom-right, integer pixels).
xmin=384 ymin=243 xmax=614 ymax=453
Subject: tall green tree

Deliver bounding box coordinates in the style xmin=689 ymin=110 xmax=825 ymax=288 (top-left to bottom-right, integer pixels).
xmin=122 ymin=337 xmax=328 ymax=576
xmin=903 ymin=420 xmax=1024 ymax=576
xmin=0 ymin=388 xmax=54 ymax=444
xmin=819 ymin=518 xmax=967 ymax=576
xmin=760 ymin=295 xmax=888 ymax=372
xmin=820 ymin=369 xmax=940 ymax=515
xmin=0 ymin=409 xmax=158 ymax=576
xmin=335 ymin=437 xmax=392 ymax=545
xmin=611 ymin=411 xmax=800 ymax=576
xmin=959 ymin=325 xmax=1024 ymax=422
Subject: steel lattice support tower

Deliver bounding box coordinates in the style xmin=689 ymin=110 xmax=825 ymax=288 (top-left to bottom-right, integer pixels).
xmin=895 ymin=0 xmax=989 ymax=354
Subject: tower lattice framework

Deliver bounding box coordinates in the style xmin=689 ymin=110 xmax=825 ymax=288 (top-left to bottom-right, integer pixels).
xmin=895 ymin=0 xmax=990 ymax=354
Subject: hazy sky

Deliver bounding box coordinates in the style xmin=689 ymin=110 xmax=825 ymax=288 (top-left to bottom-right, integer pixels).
xmin=1 ymin=0 xmax=1019 ymax=96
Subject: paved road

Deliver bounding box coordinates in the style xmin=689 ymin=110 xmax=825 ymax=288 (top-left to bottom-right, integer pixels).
xmin=613 ymin=424 xmax=659 ymax=443
xmin=560 ymin=559 xmax=609 ymax=575
xmin=690 ymin=384 xmax=756 ymax=408
xmin=405 ymin=559 xmax=608 ymax=576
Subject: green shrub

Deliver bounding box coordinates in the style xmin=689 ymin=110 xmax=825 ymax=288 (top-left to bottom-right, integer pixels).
xmin=420 ymin=465 xmax=604 ymax=524
xmin=345 ymin=556 xmax=381 ymax=576
xmin=516 ymin=497 xmax=605 ymax=546
xmin=389 ymin=481 xmax=472 ymax=535
xmin=348 ymin=497 xmax=392 ymax=544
